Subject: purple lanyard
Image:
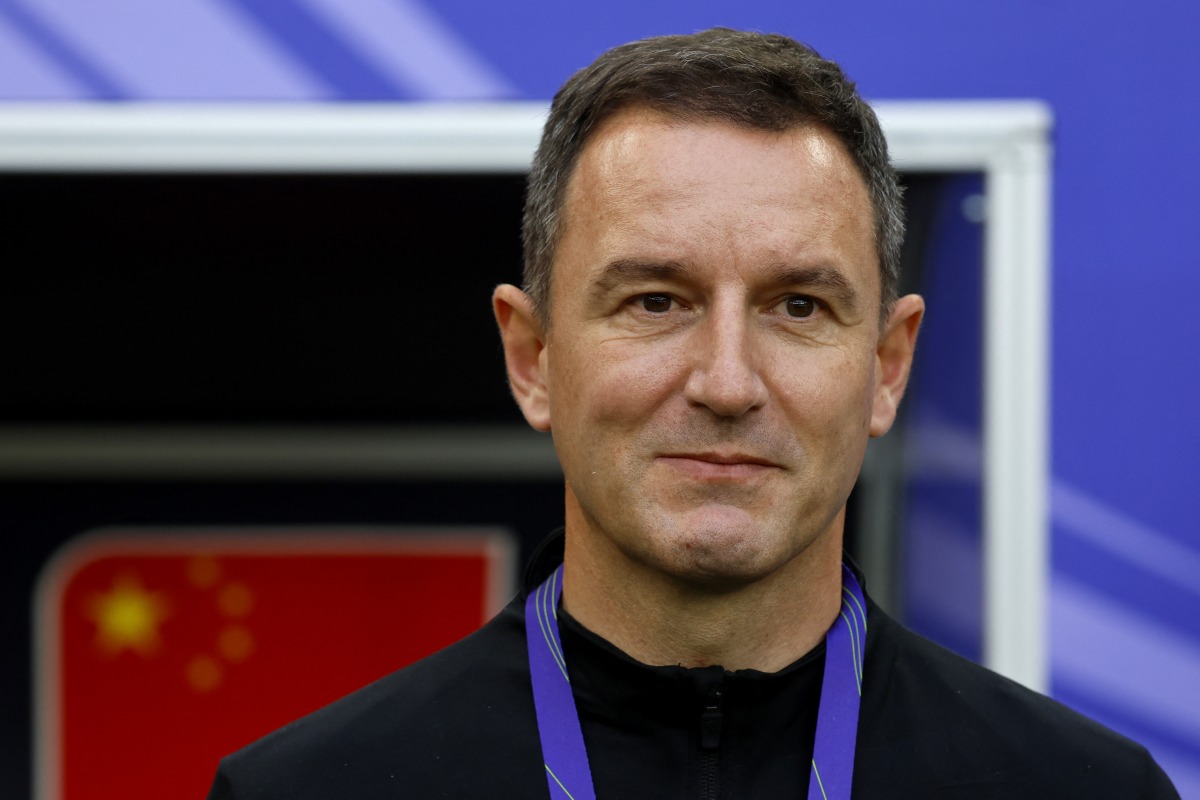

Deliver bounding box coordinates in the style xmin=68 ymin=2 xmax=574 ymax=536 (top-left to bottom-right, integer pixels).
xmin=525 ymin=563 xmax=868 ymax=800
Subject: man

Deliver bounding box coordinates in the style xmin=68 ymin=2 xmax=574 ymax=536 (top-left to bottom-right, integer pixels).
xmin=208 ymin=29 xmax=1178 ymax=799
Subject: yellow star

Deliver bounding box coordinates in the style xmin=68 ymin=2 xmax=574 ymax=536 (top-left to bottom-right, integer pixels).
xmin=86 ymin=573 xmax=170 ymax=656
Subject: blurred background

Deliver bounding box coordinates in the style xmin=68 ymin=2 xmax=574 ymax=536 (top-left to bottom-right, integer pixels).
xmin=1 ymin=1 xmax=1197 ymax=798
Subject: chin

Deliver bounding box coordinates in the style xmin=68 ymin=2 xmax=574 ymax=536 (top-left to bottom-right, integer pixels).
xmin=648 ymin=510 xmax=796 ymax=587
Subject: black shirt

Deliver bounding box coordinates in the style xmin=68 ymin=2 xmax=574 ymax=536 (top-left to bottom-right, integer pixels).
xmin=208 ymin=533 xmax=1179 ymax=799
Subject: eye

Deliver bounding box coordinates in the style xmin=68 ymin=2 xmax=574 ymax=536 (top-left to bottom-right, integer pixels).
xmin=640 ymin=294 xmax=674 ymax=313
xmin=783 ymin=295 xmax=818 ymax=318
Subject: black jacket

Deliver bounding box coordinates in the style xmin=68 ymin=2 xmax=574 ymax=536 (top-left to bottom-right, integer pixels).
xmin=208 ymin=534 xmax=1178 ymax=799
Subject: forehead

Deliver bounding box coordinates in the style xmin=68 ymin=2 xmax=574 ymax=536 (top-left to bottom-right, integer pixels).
xmin=552 ymin=107 xmax=879 ymax=305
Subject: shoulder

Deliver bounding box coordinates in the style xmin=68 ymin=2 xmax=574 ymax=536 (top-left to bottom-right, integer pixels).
xmin=857 ymin=606 xmax=1178 ymax=798
xmin=208 ymin=601 xmax=546 ymax=800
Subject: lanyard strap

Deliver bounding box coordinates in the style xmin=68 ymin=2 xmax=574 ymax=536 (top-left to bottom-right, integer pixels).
xmin=808 ymin=565 xmax=868 ymax=800
xmin=524 ymin=563 xmax=867 ymax=800
xmin=525 ymin=564 xmax=595 ymax=800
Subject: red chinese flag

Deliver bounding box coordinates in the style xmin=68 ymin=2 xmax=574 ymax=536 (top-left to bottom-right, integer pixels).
xmin=35 ymin=528 xmax=515 ymax=800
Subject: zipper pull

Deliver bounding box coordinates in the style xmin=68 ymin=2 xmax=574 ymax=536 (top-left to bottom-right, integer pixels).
xmin=700 ymin=690 xmax=723 ymax=750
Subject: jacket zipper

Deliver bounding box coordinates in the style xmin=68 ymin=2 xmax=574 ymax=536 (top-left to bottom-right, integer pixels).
xmin=699 ymin=689 xmax=723 ymax=800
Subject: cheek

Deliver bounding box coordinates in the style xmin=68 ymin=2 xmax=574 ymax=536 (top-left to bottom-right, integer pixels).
xmin=561 ymin=338 xmax=687 ymax=417
xmin=773 ymin=347 xmax=876 ymax=434
xmin=546 ymin=341 xmax=679 ymax=457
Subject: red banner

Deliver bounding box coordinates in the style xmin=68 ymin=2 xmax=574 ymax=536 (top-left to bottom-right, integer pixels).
xmin=35 ymin=528 xmax=514 ymax=800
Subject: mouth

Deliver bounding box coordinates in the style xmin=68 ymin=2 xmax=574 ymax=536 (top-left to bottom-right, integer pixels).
xmin=657 ymin=452 xmax=782 ymax=480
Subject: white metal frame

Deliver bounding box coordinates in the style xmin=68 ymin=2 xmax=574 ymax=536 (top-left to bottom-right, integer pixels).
xmin=0 ymin=101 xmax=1052 ymax=690
xmin=879 ymin=101 xmax=1053 ymax=691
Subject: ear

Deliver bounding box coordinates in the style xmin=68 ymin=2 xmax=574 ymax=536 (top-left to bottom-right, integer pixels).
xmin=493 ymin=284 xmax=552 ymax=432
xmin=870 ymin=293 xmax=924 ymax=438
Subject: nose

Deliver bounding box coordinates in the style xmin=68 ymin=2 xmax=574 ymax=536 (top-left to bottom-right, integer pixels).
xmin=683 ymin=304 xmax=768 ymax=418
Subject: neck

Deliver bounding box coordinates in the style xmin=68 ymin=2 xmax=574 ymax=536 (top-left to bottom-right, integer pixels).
xmin=560 ymin=513 xmax=845 ymax=673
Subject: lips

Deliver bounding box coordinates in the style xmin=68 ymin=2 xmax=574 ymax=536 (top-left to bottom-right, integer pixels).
xmin=673 ymin=451 xmax=778 ymax=466
xmin=657 ymin=452 xmax=782 ymax=480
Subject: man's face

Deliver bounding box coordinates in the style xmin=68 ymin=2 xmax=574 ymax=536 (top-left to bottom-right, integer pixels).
xmin=504 ymin=107 xmax=919 ymax=588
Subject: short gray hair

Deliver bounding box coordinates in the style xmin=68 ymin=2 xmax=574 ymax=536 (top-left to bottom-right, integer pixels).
xmin=522 ymin=27 xmax=904 ymax=325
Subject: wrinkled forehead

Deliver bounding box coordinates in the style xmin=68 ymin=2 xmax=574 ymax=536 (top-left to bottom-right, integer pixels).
xmin=556 ymin=108 xmax=876 ymax=262
xmin=550 ymin=108 xmax=880 ymax=317
xmin=558 ymin=110 xmax=875 ymax=262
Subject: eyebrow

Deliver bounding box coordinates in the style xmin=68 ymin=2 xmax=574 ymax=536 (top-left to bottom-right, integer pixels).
xmin=768 ymin=265 xmax=860 ymax=307
xmin=590 ymin=259 xmax=687 ymax=297
xmin=588 ymin=259 xmax=862 ymax=308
